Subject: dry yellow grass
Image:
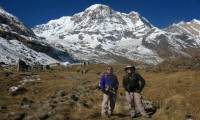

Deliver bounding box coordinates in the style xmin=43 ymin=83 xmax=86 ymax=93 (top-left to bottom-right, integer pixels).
xmin=0 ymin=64 xmax=200 ymax=120
xmin=141 ymin=70 xmax=200 ymax=120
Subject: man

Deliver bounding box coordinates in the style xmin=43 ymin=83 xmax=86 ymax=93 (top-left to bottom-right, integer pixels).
xmin=122 ymin=65 xmax=150 ymax=118
xmin=100 ymin=66 xmax=119 ymax=117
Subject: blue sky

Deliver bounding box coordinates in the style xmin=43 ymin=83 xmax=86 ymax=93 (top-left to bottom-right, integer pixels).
xmin=1 ymin=0 xmax=200 ymax=29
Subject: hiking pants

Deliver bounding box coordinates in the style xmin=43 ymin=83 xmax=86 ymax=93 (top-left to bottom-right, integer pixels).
xmin=101 ymin=91 xmax=117 ymax=115
xmin=125 ymin=91 xmax=147 ymax=116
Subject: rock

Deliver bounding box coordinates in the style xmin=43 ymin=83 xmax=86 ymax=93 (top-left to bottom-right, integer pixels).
xmin=63 ymin=100 xmax=76 ymax=108
xmin=47 ymin=109 xmax=56 ymax=116
xmin=0 ymin=106 xmax=7 ymax=112
xmin=0 ymin=62 xmax=6 ymax=66
xmin=76 ymin=68 xmax=83 ymax=74
xmin=10 ymin=87 xmax=28 ymax=96
xmin=43 ymin=99 xmax=57 ymax=110
xmin=79 ymin=101 xmax=90 ymax=108
xmin=20 ymin=97 xmax=33 ymax=108
xmin=7 ymin=112 xmax=26 ymax=120
xmin=55 ymin=91 xmax=66 ymax=97
xmin=38 ymin=114 xmax=49 ymax=120
xmin=17 ymin=59 xmax=30 ymax=71
xmin=70 ymin=95 xmax=78 ymax=101
xmin=43 ymin=65 xmax=50 ymax=70
xmin=142 ymin=99 xmax=159 ymax=110
xmin=185 ymin=114 xmax=194 ymax=120
xmin=83 ymin=69 xmax=90 ymax=74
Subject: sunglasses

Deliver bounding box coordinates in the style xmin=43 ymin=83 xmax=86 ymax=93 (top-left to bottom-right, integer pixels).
xmin=107 ymin=68 xmax=113 ymax=71
xmin=126 ymin=68 xmax=133 ymax=70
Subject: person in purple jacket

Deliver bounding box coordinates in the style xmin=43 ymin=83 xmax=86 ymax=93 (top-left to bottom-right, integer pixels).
xmin=100 ymin=66 xmax=119 ymax=117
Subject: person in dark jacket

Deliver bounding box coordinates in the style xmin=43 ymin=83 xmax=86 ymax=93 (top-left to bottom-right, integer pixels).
xmin=100 ymin=66 xmax=119 ymax=117
xmin=122 ymin=65 xmax=150 ymax=118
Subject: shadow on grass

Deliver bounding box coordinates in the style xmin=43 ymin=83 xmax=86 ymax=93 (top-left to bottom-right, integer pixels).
xmin=146 ymin=107 xmax=157 ymax=116
xmin=134 ymin=107 xmax=158 ymax=118
xmin=112 ymin=113 xmax=129 ymax=117
xmin=111 ymin=106 xmax=158 ymax=118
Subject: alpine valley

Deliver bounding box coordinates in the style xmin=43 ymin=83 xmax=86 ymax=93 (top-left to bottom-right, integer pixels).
xmin=1 ymin=4 xmax=200 ymax=65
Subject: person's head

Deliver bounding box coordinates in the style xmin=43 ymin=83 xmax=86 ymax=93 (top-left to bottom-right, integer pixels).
xmin=105 ymin=66 xmax=113 ymax=74
xmin=124 ymin=65 xmax=135 ymax=74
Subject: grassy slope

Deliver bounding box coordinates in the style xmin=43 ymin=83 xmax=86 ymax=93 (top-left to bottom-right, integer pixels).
xmin=0 ymin=64 xmax=200 ymax=120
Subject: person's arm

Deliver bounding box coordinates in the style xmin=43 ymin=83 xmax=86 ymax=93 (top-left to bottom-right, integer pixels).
xmin=100 ymin=75 xmax=105 ymax=91
xmin=115 ymin=75 xmax=119 ymax=90
xmin=136 ymin=73 xmax=146 ymax=91
xmin=122 ymin=76 xmax=126 ymax=89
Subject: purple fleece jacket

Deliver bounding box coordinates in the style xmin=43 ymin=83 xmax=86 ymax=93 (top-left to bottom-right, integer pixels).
xmin=100 ymin=74 xmax=119 ymax=91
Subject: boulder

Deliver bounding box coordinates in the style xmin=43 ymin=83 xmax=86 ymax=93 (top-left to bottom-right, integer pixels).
xmin=10 ymin=87 xmax=28 ymax=96
xmin=17 ymin=59 xmax=31 ymax=71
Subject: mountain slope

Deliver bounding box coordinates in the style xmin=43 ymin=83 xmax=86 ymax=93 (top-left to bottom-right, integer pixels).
xmin=0 ymin=37 xmax=56 ymax=65
xmin=164 ymin=19 xmax=200 ymax=40
xmin=0 ymin=7 xmax=74 ymax=65
xmin=32 ymin=4 xmax=200 ymax=64
xmin=0 ymin=7 xmax=35 ymax=38
xmin=33 ymin=4 xmax=200 ymax=64
xmin=32 ymin=4 xmax=161 ymax=64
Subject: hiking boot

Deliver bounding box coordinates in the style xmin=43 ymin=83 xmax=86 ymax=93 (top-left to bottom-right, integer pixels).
xmin=101 ymin=113 xmax=108 ymax=117
xmin=108 ymin=111 xmax=113 ymax=116
xmin=142 ymin=114 xmax=150 ymax=118
xmin=131 ymin=114 xmax=136 ymax=118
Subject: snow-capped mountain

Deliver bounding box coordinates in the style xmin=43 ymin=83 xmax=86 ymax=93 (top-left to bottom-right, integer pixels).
xmin=164 ymin=19 xmax=200 ymax=40
xmin=33 ymin=4 xmax=200 ymax=64
xmin=0 ymin=7 xmax=73 ymax=65
xmin=1 ymin=4 xmax=200 ymax=65
xmin=32 ymin=4 xmax=159 ymax=64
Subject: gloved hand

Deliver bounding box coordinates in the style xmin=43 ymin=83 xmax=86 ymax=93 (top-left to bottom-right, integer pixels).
xmin=135 ymin=89 xmax=141 ymax=93
xmin=102 ymin=89 xmax=109 ymax=94
xmin=105 ymin=86 xmax=109 ymax=92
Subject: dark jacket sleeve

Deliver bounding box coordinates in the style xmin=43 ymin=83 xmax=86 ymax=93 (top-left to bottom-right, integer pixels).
xmin=122 ymin=76 xmax=126 ymax=89
xmin=115 ymin=75 xmax=119 ymax=90
xmin=136 ymin=73 xmax=145 ymax=91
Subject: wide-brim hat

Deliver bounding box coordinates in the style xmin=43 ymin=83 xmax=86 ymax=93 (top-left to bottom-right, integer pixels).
xmin=124 ymin=65 xmax=135 ymax=71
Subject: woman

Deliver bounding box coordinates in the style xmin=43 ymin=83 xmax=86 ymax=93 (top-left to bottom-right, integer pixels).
xmin=100 ymin=66 xmax=119 ymax=117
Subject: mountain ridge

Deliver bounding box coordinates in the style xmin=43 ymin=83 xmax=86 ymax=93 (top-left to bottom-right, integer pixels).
xmin=0 ymin=7 xmax=74 ymax=65
xmin=1 ymin=4 xmax=200 ymax=65
xmin=32 ymin=4 xmax=200 ymax=64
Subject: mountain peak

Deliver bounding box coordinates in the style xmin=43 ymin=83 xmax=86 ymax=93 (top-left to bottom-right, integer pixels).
xmin=129 ymin=11 xmax=139 ymax=15
xmin=33 ymin=4 xmax=200 ymax=65
xmin=174 ymin=19 xmax=200 ymax=26
xmin=0 ymin=6 xmax=12 ymax=17
xmin=85 ymin=4 xmax=110 ymax=11
xmin=0 ymin=6 xmax=4 ymax=10
xmin=191 ymin=19 xmax=200 ymax=24
xmin=179 ymin=21 xmax=185 ymax=24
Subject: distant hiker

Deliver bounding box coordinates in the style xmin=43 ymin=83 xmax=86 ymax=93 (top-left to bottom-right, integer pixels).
xmin=100 ymin=66 xmax=119 ymax=117
xmin=122 ymin=65 xmax=150 ymax=118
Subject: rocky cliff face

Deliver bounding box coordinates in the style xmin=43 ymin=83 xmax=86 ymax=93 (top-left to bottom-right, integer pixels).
xmin=0 ymin=8 xmax=35 ymax=38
